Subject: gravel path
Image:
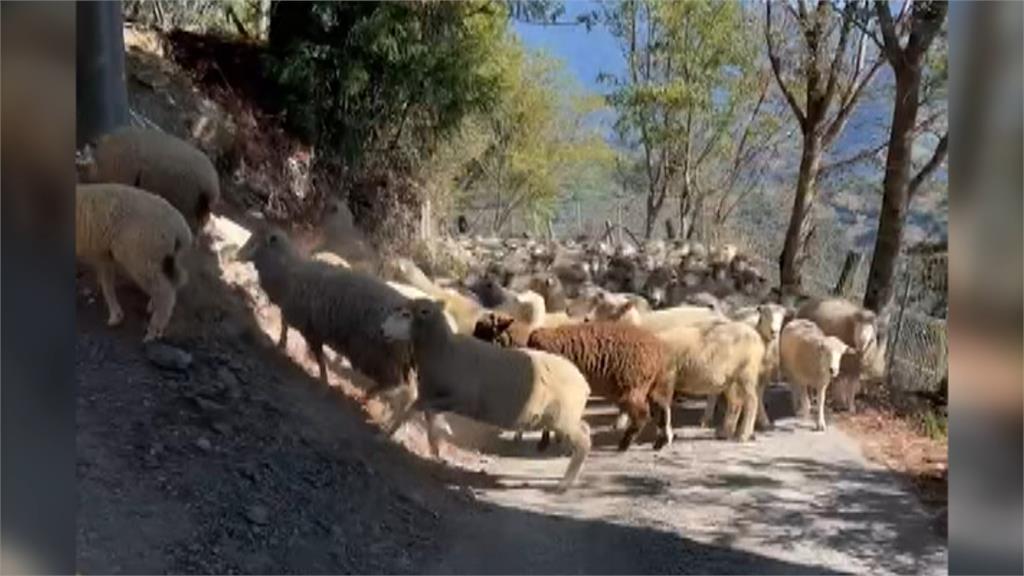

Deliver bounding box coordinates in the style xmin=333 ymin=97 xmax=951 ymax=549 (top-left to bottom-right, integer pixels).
xmin=428 ymin=395 xmax=948 ymax=575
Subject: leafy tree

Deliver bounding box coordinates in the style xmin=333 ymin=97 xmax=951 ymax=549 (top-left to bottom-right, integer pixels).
xmin=456 ymin=48 xmax=613 ymax=233
xmin=268 ymin=1 xmax=508 ymax=170
xmin=601 ymin=0 xmax=763 ymax=239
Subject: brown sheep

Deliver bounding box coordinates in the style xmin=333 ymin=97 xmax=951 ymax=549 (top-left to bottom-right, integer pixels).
xmin=474 ymin=314 xmax=675 ymax=452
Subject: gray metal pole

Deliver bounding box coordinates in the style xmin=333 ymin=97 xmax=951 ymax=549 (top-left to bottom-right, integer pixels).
xmin=76 ymin=1 xmax=129 ymax=147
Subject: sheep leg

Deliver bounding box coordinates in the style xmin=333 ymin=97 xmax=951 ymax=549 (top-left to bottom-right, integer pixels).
xmin=555 ymin=421 xmax=591 ymax=493
xmin=718 ymin=385 xmax=742 ymax=440
xmin=790 ymin=385 xmax=810 ymax=419
xmin=143 ymin=281 xmax=176 ymax=343
xmin=650 ymin=399 xmax=673 ymax=450
xmin=277 ymin=321 xmax=289 ymax=349
xmin=617 ymin=400 xmax=650 ymax=452
xmin=95 ymin=261 xmax=124 ymax=327
xmin=755 ymin=383 xmax=774 ymax=431
xmin=700 ymin=394 xmax=718 ymax=428
xmin=736 ymin=385 xmax=759 ymax=442
xmin=814 ymin=382 xmax=829 ymax=432
xmin=424 ymin=410 xmax=445 ymax=459
xmin=384 ymin=397 xmax=422 ymax=438
xmin=537 ymin=430 xmax=551 ymax=452
xmin=613 ymin=412 xmax=632 ymax=431
xmin=842 ymin=377 xmax=861 ymax=414
xmin=309 ymin=341 xmax=328 ymax=385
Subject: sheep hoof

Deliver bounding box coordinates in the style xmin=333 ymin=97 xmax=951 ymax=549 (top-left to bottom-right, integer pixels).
xmin=107 ymin=310 xmax=125 ymax=327
xmin=652 ymin=436 xmax=668 ymax=451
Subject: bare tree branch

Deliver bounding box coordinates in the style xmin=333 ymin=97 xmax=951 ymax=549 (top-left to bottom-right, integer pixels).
xmin=766 ymin=1 xmax=808 ymax=129
xmin=822 ymin=54 xmax=884 ymax=145
xmin=821 ymin=107 xmax=944 ymax=174
xmin=909 ymin=132 xmax=947 ymax=196
xmin=822 ymin=2 xmax=856 ymax=107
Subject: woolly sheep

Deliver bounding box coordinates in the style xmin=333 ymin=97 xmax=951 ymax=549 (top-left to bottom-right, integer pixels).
xmin=657 ymin=319 xmax=766 ymax=441
xmin=385 ymin=281 xmax=459 ymax=334
xmin=237 ymin=227 xmax=414 ymax=396
xmin=590 ymin=300 xmax=725 ymax=335
xmin=473 ymin=314 xmax=675 ymax=451
xmin=392 ymin=258 xmax=484 ymax=334
xmin=80 ymin=127 xmax=220 ymax=233
xmin=779 ymin=319 xmax=851 ymax=431
xmin=796 ymin=298 xmax=887 ymax=412
xmin=315 ymin=198 xmax=379 ymax=274
xmin=470 ymin=273 xmax=515 ymax=308
xmin=381 ymin=299 xmax=592 ymax=491
xmin=526 ymin=273 xmax=568 ymax=313
xmin=641 ymin=265 xmax=677 ymax=309
xmin=702 ymin=304 xmax=787 ymax=430
xmin=76 ymin=183 xmax=193 ymax=342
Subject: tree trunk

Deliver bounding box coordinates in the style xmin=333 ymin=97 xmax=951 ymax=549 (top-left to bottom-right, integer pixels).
xmin=678 ymin=173 xmax=692 ymax=241
xmin=643 ymin=197 xmax=657 ymax=239
xmin=864 ymin=68 xmax=922 ymax=314
xmin=779 ymin=130 xmax=823 ymax=291
xmin=76 ymin=1 xmax=129 ymax=147
xmin=833 ymin=250 xmax=863 ymax=297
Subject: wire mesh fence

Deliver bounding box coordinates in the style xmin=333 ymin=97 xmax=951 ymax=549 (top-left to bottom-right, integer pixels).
xmin=884 ymin=250 xmax=948 ymax=393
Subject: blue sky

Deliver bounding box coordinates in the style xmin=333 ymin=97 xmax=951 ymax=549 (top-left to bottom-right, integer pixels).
xmin=512 ymin=1 xmax=624 ymax=94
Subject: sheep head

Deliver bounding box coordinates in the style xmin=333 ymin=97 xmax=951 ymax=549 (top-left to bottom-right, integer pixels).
xmin=472 ymin=312 xmax=527 ymax=348
xmin=587 ymin=296 xmax=636 ymax=323
xmin=236 ymin=226 xmax=296 ymax=265
xmin=819 ymin=336 xmax=851 ymax=379
xmin=382 ymin=298 xmax=446 ymax=342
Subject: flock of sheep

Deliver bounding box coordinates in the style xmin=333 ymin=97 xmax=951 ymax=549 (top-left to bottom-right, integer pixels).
xmin=74 ymin=128 xmax=888 ymax=492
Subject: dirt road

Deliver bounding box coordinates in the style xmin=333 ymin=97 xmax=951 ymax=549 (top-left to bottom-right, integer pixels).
xmin=76 ymin=219 xmax=947 ymax=574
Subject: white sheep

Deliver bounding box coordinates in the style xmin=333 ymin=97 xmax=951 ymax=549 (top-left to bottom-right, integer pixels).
xmin=796 ymin=298 xmax=887 ymax=412
xmin=381 ymin=299 xmax=592 ymax=492
xmin=657 ymin=319 xmax=766 ymax=441
xmin=390 ymin=257 xmax=484 ymax=334
xmin=589 ymin=299 xmax=725 ymax=334
xmin=80 ymin=127 xmax=220 ymax=233
xmin=237 ymin=227 xmax=414 ymax=396
xmin=702 ymin=304 xmax=788 ymax=430
xmin=76 ymin=183 xmax=193 ymax=342
xmin=779 ymin=319 xmax=851 ymax=431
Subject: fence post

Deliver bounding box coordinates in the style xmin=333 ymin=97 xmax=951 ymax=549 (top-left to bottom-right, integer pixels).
xmin=887 ymin=258 xmax=914 ymax=383
xmin=832 ymin=250 xmax=862 ymax=297
xmin=76 ymin=1 xmax=130 ymax=147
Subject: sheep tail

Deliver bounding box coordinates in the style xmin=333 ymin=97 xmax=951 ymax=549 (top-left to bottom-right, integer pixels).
xmin=162 ymin=237 xmax=189 ymax=288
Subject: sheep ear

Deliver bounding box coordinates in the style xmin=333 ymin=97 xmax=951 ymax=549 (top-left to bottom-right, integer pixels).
xmin=496 ymin=314 xmax=515 ymax=331
xmin=615 ymin=300 xmax=635 ymax=318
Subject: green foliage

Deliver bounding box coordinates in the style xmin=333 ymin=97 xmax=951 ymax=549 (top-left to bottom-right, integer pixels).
xmin=454 ymin=47 xmax=614 ymax=233
xmin=601 ymin=0 xmax=764 ymax=237
xmin=267 ymin=1 xmax=509 ymax=172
